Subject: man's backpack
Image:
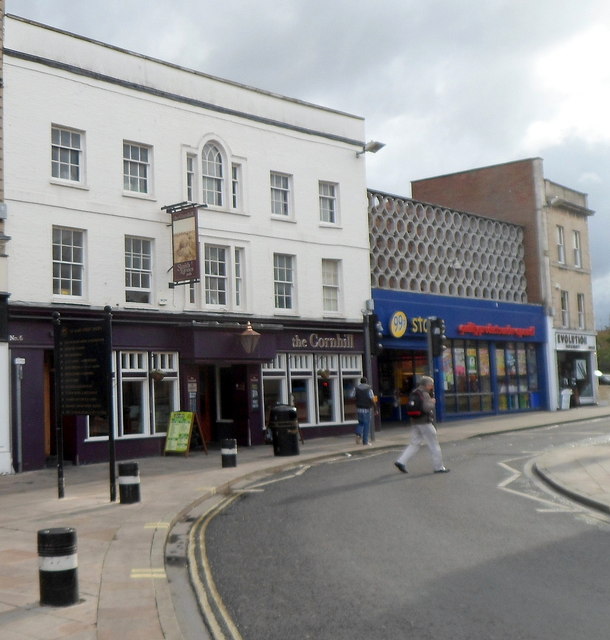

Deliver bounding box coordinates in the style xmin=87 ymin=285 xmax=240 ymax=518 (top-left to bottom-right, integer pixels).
xmin=406 ymin=389 xmax=424 ymax=418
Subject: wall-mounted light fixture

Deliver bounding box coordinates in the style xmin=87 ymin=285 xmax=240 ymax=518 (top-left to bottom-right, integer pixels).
xmin=239 ymin=321 xmax=261 ymax=354
xmin=356 ymin=140 xmax=385 ymax=157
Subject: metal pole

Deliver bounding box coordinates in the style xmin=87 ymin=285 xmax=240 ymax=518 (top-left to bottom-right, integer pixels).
xmin=52 ymin=313 xmax=65 ymax=499
xmin=104 ymin=306 xmax=117 ymax=502
xmin=426 ymin=316 xmax=435 ymax=377
xmin=362 ymin=311 xmax=375 ymax=442
xmin=13 ymin=358 xmax=25 ymax=473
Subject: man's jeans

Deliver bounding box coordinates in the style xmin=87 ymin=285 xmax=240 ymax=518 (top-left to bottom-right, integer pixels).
xmin=355 ymin=408 xmax=371 ymax=444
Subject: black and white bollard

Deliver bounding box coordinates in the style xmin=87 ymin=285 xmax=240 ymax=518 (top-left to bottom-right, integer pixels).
xmin=221 ymin=438 xmax=237 ymax=467
xmin=38 ymin=527 xmax=79 ymax=607
xmin=118 ymin=461 xmax=141 ymax=504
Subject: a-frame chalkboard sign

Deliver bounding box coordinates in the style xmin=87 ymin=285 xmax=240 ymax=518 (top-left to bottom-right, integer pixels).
xmin=164 ymin=411 xmax=207 ymax=456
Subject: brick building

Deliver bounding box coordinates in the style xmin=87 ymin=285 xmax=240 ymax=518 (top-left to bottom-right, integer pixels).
xmin=412 ymin=158 xmax=597 ymax=409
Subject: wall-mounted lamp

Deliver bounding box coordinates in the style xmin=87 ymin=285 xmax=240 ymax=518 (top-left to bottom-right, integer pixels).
xmin=240 ymin=321 xmax=261 ymax=354
xmin=151 ymin=369 xmax=165 ymax=382
xmin=356 ymin=140 xmax=385 ymax=157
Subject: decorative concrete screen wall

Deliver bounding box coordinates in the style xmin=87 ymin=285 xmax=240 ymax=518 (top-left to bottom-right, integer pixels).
xmin=368 ymin=191 xmax=528 ymax=303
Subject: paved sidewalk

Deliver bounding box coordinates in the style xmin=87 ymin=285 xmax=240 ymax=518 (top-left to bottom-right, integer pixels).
xmin=1 ymin=405 xmax=610 ymax=639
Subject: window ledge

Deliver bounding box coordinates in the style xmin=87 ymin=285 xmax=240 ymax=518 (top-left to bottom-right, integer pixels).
xmin=51 ymin=296 xmax=89 ymax=305
xmin=122 ymin=191 xmax=157 ymax=202
xmin=50 ymin=179 xmax=89 ymax=190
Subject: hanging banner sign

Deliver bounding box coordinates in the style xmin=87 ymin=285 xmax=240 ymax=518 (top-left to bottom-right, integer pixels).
xmin=171 ymin=207 xmax=200 ymax=283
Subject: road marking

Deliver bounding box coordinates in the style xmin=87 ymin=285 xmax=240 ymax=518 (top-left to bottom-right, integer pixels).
xmin=144 ymin=522 xmax=170 ymax=529
xmin=231 ymin=488 xmax=264 ymax=493
xmin=189 ymin=496 xmax=244 ymax=640
xmin=498 ymin=456 xmax=578 ymax=512
xmin=130 ymin=568 xmax=166 ymax=579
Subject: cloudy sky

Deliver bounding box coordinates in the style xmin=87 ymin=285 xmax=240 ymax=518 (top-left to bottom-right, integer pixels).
xmin=7 ymin=0 xmax=610 ymax=327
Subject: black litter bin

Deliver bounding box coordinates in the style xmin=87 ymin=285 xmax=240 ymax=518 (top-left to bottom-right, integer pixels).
xmin=268 ymin=404 xmax=300 ymax=456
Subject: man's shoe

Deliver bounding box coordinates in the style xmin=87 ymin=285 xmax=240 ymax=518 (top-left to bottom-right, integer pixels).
xmin=394 ymin=462 xmax=407 ymax=473
xmin=434 ymin=468 xmax=450 ymax=473
xmin=355 ymin=434 xmax=362 ymax=444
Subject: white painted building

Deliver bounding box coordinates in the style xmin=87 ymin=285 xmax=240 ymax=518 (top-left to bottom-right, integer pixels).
xmin=4 ymin=15 xmax=373 ymax=470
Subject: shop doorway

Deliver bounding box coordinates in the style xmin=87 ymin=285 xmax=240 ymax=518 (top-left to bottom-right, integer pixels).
xmin=377 ymin=350 xmax=428 ymax=422
xmin=200 ymin=364 xmax=250 ymax=445
xmin=558 ymin=352 xmax=593 ymax=407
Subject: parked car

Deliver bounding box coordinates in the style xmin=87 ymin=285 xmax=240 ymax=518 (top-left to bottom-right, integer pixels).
xmin=598 ymin=373 xmax=610 ymax=385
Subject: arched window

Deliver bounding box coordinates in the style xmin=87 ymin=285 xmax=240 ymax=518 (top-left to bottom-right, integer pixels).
xmin=202 ymin=143 xmax=223 ymax=206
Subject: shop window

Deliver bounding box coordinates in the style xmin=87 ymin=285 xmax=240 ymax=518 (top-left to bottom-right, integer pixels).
xmin=262 ymin=351 xmax=362 ymax=426
xmin=317 ymin=376 xmax=335 ymax=422
xmin=291 ymin=378 xmax=312 ymax=423
xmin=152 ymin=378 xmax=174 ymax=434
xmin=342 ymin=378 xmax=359 ymax=421
xmin=263 ymin=378 xmax=286 ymax=426
xmin=526 ymin=345 xmax=538 ymax=390
xmin=122 ymin=379 xmax=146 ymax=435
xmin=479 ymin=347 xmax=491 ymax=392
xmin=453 ymin=341 xmax=467 ymax=392
xmin=86 ymin=350 xmax=178 ymax=439
xmin=442 ymin=349 xmax=455 ymax=392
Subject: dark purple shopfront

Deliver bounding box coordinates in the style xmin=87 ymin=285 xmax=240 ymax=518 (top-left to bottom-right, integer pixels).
xmin=9 ymin=306 xmax=363 ymax=471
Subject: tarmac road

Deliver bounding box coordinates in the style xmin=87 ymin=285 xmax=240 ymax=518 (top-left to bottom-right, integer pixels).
xmin=201 ymin=425 xmax=610 ymax=640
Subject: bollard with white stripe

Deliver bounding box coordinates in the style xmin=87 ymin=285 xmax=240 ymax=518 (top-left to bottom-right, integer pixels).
xmin=118 ymin=461 xmax=141 ymax=504
xmin=38 ymin=527 xmax=79 ymax=607
xmin=221 ymin=438 xmax=237 ymax=467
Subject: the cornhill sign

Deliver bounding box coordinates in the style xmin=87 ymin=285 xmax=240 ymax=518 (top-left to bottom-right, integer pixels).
xmin=291 ymin=333 xmax=355 ymax=350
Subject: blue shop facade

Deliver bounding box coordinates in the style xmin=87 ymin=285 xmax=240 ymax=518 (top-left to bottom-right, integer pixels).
xmin=372 ymin=290 xmax=549 ymax=423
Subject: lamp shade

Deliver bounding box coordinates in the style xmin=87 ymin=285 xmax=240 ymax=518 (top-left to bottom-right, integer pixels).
xmin=240 ymin=321 xmax=261 ymax=354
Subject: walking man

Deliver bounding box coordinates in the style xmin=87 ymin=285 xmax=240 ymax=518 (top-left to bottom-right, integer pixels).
xmin=394 ymin=375 xmax=449 ymax=473
xmin=354 ymin=377 xmax=375 ymax=446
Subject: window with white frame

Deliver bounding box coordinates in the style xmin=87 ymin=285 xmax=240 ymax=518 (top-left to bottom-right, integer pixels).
xmin=203 ymin=243 xmax=245 ymax=309
xmin=125 ymin=236 xmax=152 ymax=303
xmin=319 ymin=181 xmax=338 ymax=224
xmin=202 ymin=143 xmax=223 ymax=206
xmin=234 ymin=247 xmax=243 ymax=307
xmin=274 ymin=253 xmax=294 ymax=310
xmin=262 ymin=351 xmax=363 ymax=426
xmin=556 ymin=225 xmax=565 ymax=264
xmin=120 ymin=351 xmax=178 ymax=437
xmin=231 ymin=163 xmax=241 ymax=210
xmin=87 ymin=351 xmax=179 ymax=438
xmin=149 ymin=352 xmax=179 ymax=434
xmin=322 ymin=259 xmax=341 ymax=313
xmin=315 ymin=353 xmax=339 ymax=423
xmin=123 ymin=142 xmax=151 ymax=194
xmin=186 ymin=154 xmax=197 ymax=202
xmin=577 ymin=293 xmax=585 ymax=329
xmin=52 ymin=226 xmax=84 ymax=296
xmin=270 ymin=172 xmax=291 ymax=216
xmin=573 ymin=230 xmax=582 ymax=268
xmin=52 ymin=126 xmax=83 ymax=182
xmin=560 ymin=290 xmax=569 ymax=327
xmin=204 ymin=245 xmax=227 ymax=305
